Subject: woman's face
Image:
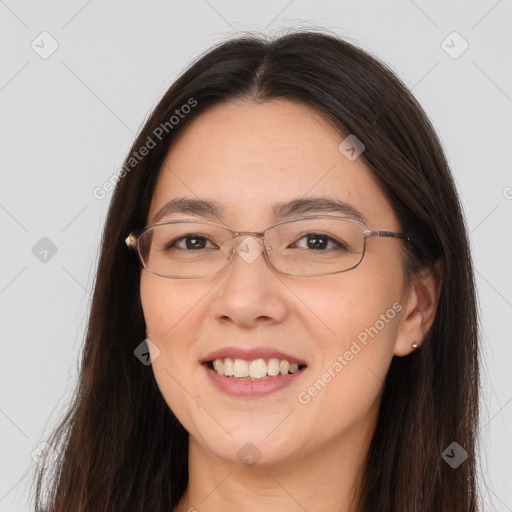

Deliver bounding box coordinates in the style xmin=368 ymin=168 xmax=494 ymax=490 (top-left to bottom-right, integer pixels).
xmin=140 ymin=98 xmax=412 ymax=467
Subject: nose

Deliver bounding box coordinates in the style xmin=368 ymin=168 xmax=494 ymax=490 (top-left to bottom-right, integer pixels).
xmin=209 ymin=235 xmax=288 ymax=328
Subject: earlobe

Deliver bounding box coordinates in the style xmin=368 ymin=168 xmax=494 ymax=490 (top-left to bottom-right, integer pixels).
xmin=393 ymin=262 xmax=443 ymax=357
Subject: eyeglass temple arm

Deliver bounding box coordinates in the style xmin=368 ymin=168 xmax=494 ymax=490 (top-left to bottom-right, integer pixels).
xmin=366 ymin=230 xmax=410 ymax=241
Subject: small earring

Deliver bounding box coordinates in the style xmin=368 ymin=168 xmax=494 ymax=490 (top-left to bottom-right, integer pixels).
xmin=411 ymin=342 xmax=418 ymax=350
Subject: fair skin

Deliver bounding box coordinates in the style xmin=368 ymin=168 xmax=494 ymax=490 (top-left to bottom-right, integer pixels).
xmin=139 ymin=98 xmax=441 ymax=512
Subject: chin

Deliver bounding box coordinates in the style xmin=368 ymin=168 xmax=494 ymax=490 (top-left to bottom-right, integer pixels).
xmin=207 ymin=436 xmax=295 ymax=468
xmin=189 ymin=422 xmax=307 ymax=468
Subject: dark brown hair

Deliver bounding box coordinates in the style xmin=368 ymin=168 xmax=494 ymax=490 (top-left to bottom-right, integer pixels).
xmin=32 ymin=29 xmax=481 ymax=511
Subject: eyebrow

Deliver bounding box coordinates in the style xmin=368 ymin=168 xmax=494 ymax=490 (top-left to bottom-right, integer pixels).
xmin=151 ymin=196 xmax=367 ymax=225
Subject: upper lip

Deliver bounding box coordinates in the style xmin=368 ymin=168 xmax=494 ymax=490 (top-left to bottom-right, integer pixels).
xmin=200 ymin=346 xmax=307 ymax=366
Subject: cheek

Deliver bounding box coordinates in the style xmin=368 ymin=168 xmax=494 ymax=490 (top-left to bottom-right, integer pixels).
xmin=140 ymin=274 xmax=207 ymax=430
xmin=295 ymin=260 xmax=403 ymax=405
xmin=140 ymin=274 xmax=205 ymax=343
xmin=140 ymin=275 xmax=176 ymax=335
xmin=295 ymin=288 xmax=401 ymax=437
xmin=139 ymin=275 xmax=203 ymax=387
xmin=297 ymin=257 xmax=402 ymax=349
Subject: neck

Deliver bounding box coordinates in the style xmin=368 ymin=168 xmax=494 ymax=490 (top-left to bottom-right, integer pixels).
xmin=173 ymin=418 xmax=375 ymax=512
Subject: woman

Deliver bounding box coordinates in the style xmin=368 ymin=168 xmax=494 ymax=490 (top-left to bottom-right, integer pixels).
xmin=33 ymin=29 xmax=481 ymax=511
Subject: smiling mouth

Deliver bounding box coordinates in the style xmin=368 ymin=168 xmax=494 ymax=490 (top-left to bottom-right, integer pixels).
xmin=205 ymin=357 xmax=307 ymax=380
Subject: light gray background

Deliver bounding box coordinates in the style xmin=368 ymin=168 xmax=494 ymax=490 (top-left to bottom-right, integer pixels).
xmin=0 ymin=1 xmax=511 ymax=510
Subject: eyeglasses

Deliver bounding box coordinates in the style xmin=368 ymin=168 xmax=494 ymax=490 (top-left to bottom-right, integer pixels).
xmin=125 ymin=215 xmax=410 ymax=279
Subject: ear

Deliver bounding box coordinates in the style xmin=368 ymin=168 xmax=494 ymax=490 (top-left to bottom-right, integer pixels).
xmin=394 ymin=260 xmax=443 ymax=357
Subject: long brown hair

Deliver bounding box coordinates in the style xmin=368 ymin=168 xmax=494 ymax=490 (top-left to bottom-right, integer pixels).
xmin=32 ymin=29 xmax=481 ymax=511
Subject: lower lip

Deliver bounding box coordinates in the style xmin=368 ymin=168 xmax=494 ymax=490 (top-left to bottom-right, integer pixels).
xmin=203 ymin=364 xmax=307 ymax=398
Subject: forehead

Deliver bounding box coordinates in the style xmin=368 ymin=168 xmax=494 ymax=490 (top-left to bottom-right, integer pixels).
xmin=148 ymin=99 xmax=398 ymax=230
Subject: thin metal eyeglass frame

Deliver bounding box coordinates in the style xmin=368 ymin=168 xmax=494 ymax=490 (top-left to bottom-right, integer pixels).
xmin=125 ymin=215 xmax=411 ymax=279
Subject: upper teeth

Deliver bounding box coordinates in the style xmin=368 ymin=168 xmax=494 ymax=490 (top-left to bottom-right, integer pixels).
xmin=212 ymin=358 xmax=301 ymax=379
